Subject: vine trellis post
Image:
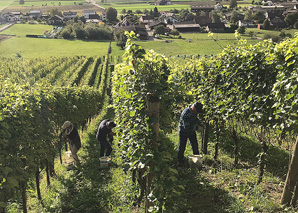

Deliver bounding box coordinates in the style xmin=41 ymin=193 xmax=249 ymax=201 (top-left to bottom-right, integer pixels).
xmin=281 ymin=136 xmax=298 ymax=206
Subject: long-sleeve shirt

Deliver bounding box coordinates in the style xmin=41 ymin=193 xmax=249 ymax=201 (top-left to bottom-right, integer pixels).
xmin=96 ymin=119 xmax=112 ymax=141
xmin=60 ymin=127 xmax=81 ymax=150
xmin=178 ymin=106 xmax=201 ymax=134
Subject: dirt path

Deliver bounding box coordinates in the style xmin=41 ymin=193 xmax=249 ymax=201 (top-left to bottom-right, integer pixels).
xmin=0 ymin=23 xmax=14 ymax=32
xmin=86 ymin=0 xmax=105 ymax=10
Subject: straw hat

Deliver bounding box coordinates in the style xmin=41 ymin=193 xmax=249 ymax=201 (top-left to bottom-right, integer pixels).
xmin=61 ymin=121 xmax=74 ymax=135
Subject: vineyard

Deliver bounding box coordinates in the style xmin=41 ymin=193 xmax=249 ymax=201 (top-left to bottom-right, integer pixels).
xmin=2 ymin=32 xmax=298 ymax=212
xmin=0 ymin=53 xmax=116 ymax=212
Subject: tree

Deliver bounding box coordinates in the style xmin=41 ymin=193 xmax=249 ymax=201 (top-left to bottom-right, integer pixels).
xmin=84 ymin=24 xmax=100 ymax=39
xmin=50 ymin=9 xmax=62 ymax=17
xmin=105 ymin=7 xmax=118 ymax=22
xmin=230 ymin=11 xmax=239 ymax=25
xmin=253 ymin=11 xmax=265 ymax=24
xmin=170 ymin=29 xmax=180 ymax=37
xmin=61 ymin=26 xmax=72 ymax=39
xmin=244 ymin=10 xmax=253 ymax=20
xmin=210 ymin=10 xmax=221 ymax=23
xmin=114 ymin=29 xmax=127 ymax=49
xmin=248 ymin=31 xmax=255 ymax=38
xmin=73 ymin=24 xmax=85 ymax=39
xmin=263 ymin=18 xmax=270 ymax=30
xmin=229 ymin=0 xmax=237 ymax=9
xmin=179 ymin=9 xmax=190 ymax=21
xmin=153 ymin=7 xmax=159 ymax=17
xmin=19 ymin=0 xmax=25 ymax=5
xmin=79 ymin=16 xmax=86 ymax=24
xmin=237 ymin=26 xmax=246 ymax=34
xmin=135 ymin=9 xmax=142 ymax=14
xmin=285 ymin=13 xmax=298 ymax=27
xmin=154 ymin=25 xmax=166 ymax=35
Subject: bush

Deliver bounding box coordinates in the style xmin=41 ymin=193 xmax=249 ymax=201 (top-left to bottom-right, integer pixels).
xmin=263 ymin=34 xmax=280 ymax=43
xmin=237 ymin=26 xmax=246 ymax=34
xmin=84 ymin=24 xmax=113 ymax=40
xmin=294 ymin=21 xmax=298 ymax=29
xmin=61 ymin=27 xmax=72 ymax=39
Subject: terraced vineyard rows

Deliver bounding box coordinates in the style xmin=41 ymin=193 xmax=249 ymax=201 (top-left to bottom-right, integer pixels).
xmin=0 ymin=55 xmax=115 ymax=212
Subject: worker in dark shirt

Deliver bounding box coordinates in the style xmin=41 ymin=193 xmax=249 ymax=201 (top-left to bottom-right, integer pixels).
xmin=178 ymin=102 xmax=204 ymax=165
xmin=96 ymin=119 xmax=116 ymax=157
xmin=60 ymin=121 xmax=81 ymax=166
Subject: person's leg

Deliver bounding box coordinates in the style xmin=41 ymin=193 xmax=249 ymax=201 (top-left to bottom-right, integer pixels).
xmin=105 ymin=142 xmax=112 ymax=156
xmin=70 ymin=142 xmax=80 ymax=165
xmin=99 ymin=139 xmax=106 ymax=157
xmin=177 ymin=132 xmax=188 ymax=164
xmin=189 ymin=132 xmax=199 ymax=155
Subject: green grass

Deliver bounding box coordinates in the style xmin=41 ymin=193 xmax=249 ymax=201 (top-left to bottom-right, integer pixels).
xmin=101 ymin=2 xmax=190 ymax=12
xmin=0 ymin=37 xmax=111 ymax=58
xmin=0 ymin=0 xmax=85 ymax=7
xmin=246 ymin=28 xmax=298 ymax=39
xmin=136 ymin=33 xmax=260 ymax=56
xmin=0 ymin=23 xmax=53 ymax=37
xmin=2 ymin=24 xmax=297 ymax=58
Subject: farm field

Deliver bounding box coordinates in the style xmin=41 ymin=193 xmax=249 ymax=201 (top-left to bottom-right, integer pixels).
xmin=136 ymin=38 xmax=258 ymax=56
xmin=0 ymin=2 xmax=99 ymax=14
xmin=0 ymin=37 xmax=111 ymax=58
xmin=0 ymin=0 xmax=85 ymax=7
xmin=246 ymin=28 xmax=298 ymax=39
xmin=2 ymin=24 xmax=297 ymax=58
xmin=0 ymin=34 xmax=260 ymax=58
xmin=101 ymin=2 xmax=190 ymax=12
xmin=0 ymin=23 xmax=53 ymax=37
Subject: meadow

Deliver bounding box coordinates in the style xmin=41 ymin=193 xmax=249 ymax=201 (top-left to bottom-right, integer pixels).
xmin=1 ymin=23 xmax=297 ymax=58
xmin=0 ymin=37 xmax=111 ymax=58
xmin=101 ymin=2 xmax=190 ymax=12
xmin=0 ymin=1 xmax=98 ymax=14
xmin=0 ymin=0 xmax=85 ymax=7
xmin=0 ymin=23 xmax=52 ymax=36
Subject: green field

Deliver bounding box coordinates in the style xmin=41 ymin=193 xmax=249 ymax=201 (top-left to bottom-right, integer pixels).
xmin=136 ymin=38 xmax=258 ymax=56
xmin=0 ymin=37 xmax=111 ymax=58
xmin=0 ymin=23 xmax=53 ymax=36
xmin=246 ymin=28 xmax=298 ymax=39
xmin=101 ymin=2 xmax=190 ymax=12
xmin=0 ymin=0 xmax=93 ymax=14
xmin=0 ymin=0 xmax=85 ymax=7
xmin=1 ymin=24 xmax=297 ymax=58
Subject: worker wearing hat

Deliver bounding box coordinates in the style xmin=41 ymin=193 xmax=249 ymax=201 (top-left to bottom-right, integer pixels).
xmin=61 ymin=121 xmax=81 ymax=166
xmin=177 ymin=102 xmax=204 ymax=166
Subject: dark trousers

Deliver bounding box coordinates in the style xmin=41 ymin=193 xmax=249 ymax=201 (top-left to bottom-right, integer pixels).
xmin=99 ymin=138 xmax=112 ymax=157
xmin=177 ymin=131 xmax=199 ymax=163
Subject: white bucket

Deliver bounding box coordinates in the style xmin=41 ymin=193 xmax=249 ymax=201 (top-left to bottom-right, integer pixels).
xmin=99 ymin=156 xmax=111 ymax=168
xmin=188 ymin=154 xmax=203 ymax=169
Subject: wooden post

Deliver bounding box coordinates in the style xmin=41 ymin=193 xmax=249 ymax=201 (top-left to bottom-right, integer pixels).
xmin=202 ymin=122 xmax=209 ymax=154
xmin=35 ymin=168 xmax=42 ymax=200
xmin=232 ymin=128 xmax=239 ymax=167
xmin=214 ymin=119 xmax=219 ymax=160
xmin=20 ymin=182 xmax=27 ymax=213
xmin=281 ymin=136 xmax=298 ymax=205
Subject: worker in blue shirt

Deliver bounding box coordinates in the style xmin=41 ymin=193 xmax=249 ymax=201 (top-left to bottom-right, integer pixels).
xmin=178 ymin=102 xmax=204 ymax=165
xmin=96 ymin=119 xmax=116 ymax=157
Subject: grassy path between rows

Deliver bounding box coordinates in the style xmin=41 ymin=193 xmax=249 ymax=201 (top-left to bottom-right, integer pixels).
xmin=12 ymin=102 xmax=292 ymax=212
